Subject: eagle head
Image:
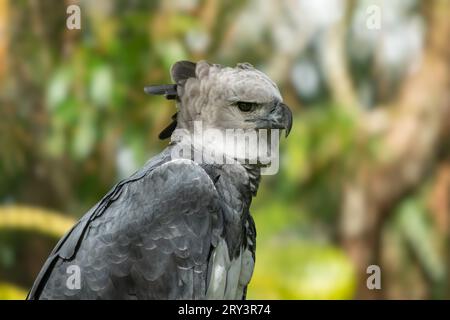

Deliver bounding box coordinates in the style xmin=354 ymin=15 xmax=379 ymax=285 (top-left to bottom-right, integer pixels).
xmin=146 ymin=60 xmax=292 ymax=140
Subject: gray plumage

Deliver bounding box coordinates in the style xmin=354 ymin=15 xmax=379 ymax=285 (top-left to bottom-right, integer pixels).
xmin=28 ymin=61 xmax=291 ymax=300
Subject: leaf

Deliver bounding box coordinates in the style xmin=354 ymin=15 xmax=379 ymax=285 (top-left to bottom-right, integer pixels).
xmin=46 ymin=67 xmax=72 ymax=111
xmin=71 ymin=110 xmax=97 ymax=160
xmin=90 ymin=65 xmax=113 ymax=107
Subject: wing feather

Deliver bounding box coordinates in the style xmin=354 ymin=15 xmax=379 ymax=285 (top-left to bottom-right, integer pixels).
xmin=28 ymin=157 xmax=223 ymax=300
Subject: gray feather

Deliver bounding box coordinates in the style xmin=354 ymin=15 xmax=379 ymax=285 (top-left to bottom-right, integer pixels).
xmin=29 ymin=154 xmax=223 ymax=299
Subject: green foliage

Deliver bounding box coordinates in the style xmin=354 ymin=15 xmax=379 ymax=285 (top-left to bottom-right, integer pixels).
xmin=386 ymin=185 xmax=448 ymax=298
xmin=248 ymin=241 xmax=356 ymax=299
xmin=0 ymin=283 xmax=27 ymax=300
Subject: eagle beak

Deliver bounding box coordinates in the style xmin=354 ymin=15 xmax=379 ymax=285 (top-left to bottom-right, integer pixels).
xmin=263 ymin=102 xmax=292 ymax=137
xmin=275 ymin=102 xmax=292 ymax=137
xmin=247 ymin=102 xmax=293 ymax=137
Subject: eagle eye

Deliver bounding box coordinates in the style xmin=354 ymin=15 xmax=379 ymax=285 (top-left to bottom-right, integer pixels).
xmin=237 ymin=102 xmax=256 ymax=112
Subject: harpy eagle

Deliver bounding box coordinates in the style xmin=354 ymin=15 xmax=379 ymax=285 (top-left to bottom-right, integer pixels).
xmin=28 ymin=61 xmax=292 ymax=300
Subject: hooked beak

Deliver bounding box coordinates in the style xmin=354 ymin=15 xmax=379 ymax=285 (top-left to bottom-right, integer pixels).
xmin=248 ymin=102 xmax=293 ymax=137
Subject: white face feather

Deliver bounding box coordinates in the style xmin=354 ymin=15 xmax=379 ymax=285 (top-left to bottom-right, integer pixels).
xmin=210 ymin=65 xmax=282 ymax=104
xmin=177 ymin=61 xmax=283 ymax=132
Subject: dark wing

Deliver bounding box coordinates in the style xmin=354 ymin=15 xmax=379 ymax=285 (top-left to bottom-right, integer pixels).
xmin=28 ymin=158 xmax=223 ymax=300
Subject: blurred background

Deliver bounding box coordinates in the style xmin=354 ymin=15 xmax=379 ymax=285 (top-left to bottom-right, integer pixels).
xmin=0 ymin=0 xmax=449 ymax=300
